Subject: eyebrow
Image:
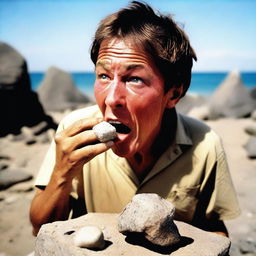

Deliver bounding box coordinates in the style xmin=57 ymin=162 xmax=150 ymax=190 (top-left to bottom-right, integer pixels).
xmin=95 ymin=60 xmax=111 ymax=71
xmin=125 ymin=64 xmax=145 ymax=71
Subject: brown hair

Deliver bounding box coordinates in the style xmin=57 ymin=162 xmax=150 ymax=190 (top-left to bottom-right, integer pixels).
xmin=90 ymin=1 xmax=197 ymax=97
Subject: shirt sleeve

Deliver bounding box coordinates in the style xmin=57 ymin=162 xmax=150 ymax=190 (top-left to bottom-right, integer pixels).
xmin=34 ymin=120 xmax=64 ymax=187
xmin=205 ymin=150 xmax=241 ymax=220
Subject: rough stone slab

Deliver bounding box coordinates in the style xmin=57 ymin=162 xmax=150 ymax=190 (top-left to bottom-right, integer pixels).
xmin=35 ymin=213 xmax=231 ymax=256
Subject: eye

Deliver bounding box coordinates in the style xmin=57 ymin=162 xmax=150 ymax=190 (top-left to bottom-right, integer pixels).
xmin=127 ymin=76 xmax=143 ymax=84
xmin=97 ymin=73 xmax=110 ymax=81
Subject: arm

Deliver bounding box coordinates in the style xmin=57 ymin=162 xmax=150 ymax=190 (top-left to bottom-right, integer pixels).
xmin=30 ymin=118 xmax=113 ymax=236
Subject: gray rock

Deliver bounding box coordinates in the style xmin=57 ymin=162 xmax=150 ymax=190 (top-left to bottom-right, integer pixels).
xmin=209 ymin=70 xmax=255 ymax=119
xmin=118 ymin=193 xmax=181 ymax=246
xmin=0 ymin=42 xmax=57 ymax=136
xmin=251 ymin=110 xmax=256 ymax=121
xmin=30 ymin=121 xmax=50 ymax=136
xmin=239 ymin=238 xmax=256 ymax=254
xmin=8 ymin=180 xmax=33 ymax=192
xmin=244 ymin=136 xmax=256 ymax=159
xmin=0 ymin=162 xmax=8 ymax=171
xmin=176 ymin=93 xmax=207 ymax=115
xmin=187 ymin=105 xmax=209 ymax=120
xmin=35 ymin=213 xmax=231 ymax=256
xmin=0 ymin=42 xmax=28 ymax=88
xmin=0 ymin=169 xmax=33 ymax=190
xmin=250 ymin=86 xmax=256 ymax=101
xmin=37 ymin=66 xmax=93 ymax=112
xmin=244 ymin=125 xmax=256 ymax=136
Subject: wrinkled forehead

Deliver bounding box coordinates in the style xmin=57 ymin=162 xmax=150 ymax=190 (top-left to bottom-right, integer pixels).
xmin=97 ymin=38 xmax=156 ymax=69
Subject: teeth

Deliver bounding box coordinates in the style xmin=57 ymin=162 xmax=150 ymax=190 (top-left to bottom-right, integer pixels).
xmin=108 ymin=121 xmax=122 ymax=125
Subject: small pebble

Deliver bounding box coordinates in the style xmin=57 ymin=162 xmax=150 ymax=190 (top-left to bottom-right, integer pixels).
xmin=73 ymin=226 xmax=105 ymax=250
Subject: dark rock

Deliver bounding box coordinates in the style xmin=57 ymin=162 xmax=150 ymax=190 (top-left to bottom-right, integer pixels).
xmin=244 ymin=136 xmax=256 ymax=159
xmin=250 ymin=86 xmax=256 ymax=101
xmin=0 ymin=42 xmax=57 ymax=136
xmin=118 ymin=193 xmax=181 ymax=246
xmin=0 ymin=169 xmax=33 ymax=190
xmin=37 ymin=66 xmax=93 ymax=112
xmin=0 ymin=162 xmax=8 ymax=170
xmin=209 ymin=70 xmax=255 ymax=119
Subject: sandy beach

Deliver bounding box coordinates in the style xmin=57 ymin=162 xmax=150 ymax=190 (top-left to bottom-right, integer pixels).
xmin=0 ymin=112 xmax=255 ymax=256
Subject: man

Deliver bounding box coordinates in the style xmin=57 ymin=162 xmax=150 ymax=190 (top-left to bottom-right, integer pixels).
xmin=30 ymin=1 xmax=240 ymax=236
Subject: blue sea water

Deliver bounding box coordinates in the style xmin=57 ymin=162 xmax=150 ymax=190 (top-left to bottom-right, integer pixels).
xmin=30 ymin=72 xmax=256 ymax=98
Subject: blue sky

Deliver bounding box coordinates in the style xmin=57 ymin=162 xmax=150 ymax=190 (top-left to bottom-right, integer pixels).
xmin=0 ymin=0 xmax=256 ymax=72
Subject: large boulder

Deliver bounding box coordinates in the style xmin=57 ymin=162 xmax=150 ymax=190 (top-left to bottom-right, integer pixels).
xmin=208 ymin=70 xmax=255 ymax=119
xmin=37 ymin=66 xmax=93 ymax=112
xmin=176 ymin=93 xmax=207 ymax=115
xmin=0 ymin=42 xmax=56 ymax=136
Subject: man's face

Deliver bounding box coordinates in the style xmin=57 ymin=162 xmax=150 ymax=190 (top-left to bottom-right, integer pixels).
xmin=94 ymin=39 xmax=176 ymax=158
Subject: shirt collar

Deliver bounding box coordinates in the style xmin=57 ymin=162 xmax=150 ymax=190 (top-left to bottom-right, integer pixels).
xmin=175 ymin=113 xmax=193 ymax=146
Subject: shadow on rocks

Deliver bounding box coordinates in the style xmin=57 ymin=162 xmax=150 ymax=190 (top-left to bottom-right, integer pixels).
xmin=125 ymin=232 xmax=193 ymax=255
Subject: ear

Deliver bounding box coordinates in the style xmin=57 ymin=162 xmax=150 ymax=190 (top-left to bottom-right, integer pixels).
xmin=166 ymin=86 xmax=183 ymax=109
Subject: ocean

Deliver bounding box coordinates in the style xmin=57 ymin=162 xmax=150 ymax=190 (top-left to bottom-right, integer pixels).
xmin=30 ymin=72 xmax=256 ymax=98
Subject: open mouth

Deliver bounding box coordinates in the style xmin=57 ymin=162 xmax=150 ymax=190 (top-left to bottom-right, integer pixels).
xmin=108 ymin=121 xmax=131 ymax=134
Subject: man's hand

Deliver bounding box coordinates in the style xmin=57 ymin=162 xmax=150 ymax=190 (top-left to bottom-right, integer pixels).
xmin=53 ymin=117 xmax=113 ymax=180
xmin=30 ymin=117 xmax=113 ymax=236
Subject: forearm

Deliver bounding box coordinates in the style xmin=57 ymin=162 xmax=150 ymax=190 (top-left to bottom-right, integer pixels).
xmin=30 ymin=172 xmax=73 ymax=236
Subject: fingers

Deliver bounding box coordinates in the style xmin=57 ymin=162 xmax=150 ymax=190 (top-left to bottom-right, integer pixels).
xmin=69 ymin=141 xmax=114 ymax=164
xmin=64 ymin=117 xmax=103 ymax=137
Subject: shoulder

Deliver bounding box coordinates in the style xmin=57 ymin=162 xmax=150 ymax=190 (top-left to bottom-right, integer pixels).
xmin=178 ymin=114 xmax=224 ymax=158
xmin=180 ymin=114 xmax=222 ymax=144
xmin=59 ymin=105 xmax=102 ymax=130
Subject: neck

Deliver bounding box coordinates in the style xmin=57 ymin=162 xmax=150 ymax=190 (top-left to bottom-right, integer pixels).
xmin=128 ymin=108 xmax=177 ymax=182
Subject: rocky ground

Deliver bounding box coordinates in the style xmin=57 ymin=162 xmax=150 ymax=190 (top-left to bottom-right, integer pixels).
xmin=0 ymin=115 xmax=256 ymax=256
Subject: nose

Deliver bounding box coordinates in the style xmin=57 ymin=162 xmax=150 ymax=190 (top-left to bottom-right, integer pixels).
xmin=105 ymin=79 xmax=126 ymax=108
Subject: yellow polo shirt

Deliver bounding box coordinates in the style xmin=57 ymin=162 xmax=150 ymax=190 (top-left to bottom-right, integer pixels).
xmin=35 ymin=105 xmax=240 ymax=223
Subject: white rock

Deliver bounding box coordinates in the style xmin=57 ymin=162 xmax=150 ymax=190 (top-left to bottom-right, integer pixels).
xmin=73 ymin=225 xmax=105 ymax=249
xmin=93 ymin=121 xmax=116 ymax=142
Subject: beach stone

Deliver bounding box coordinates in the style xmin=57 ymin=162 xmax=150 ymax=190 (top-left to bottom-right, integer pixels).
xmin=176 ymin=93 xmax=207 ymax=115
xmin=37 ymin=66 xmax=93 ymax=112
xmin=73 ymin=226 xmax=105 ymax=249
xmin=250 ymin=86 xmax=256 ymax=100
xmin=244 ymin=125 xmax=256 ymax=136
xmin=239 ymin=238 xmax=256 ymax=254
xmin=0 ymin=169 xmax=33 ymax=190
xmin=209 ymin=70 xmax=255 ymax=119
xmin=8 ymin=180 xmax=33 ymax=192
xmin=187 ymin=105 xmax=209 ymax=120
xmin=30 ymin=121 xmax=50 ymax=136
xmin=21 ymin=127 xmax=37 ymax=145
xmin=251 ymin=110 xmax=256 ymax=121
xmin=0 ymin=42 xmax=57 ymax=136
xmin=35 ymin=213 xmax=231 ymax=256
xmin=118 ymin=193 xmax=181 ymax=246
xmin=0 ymin=162 xmax=8 ymax=171
xmin=244 ymin=136 xmax=256 ymax=159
